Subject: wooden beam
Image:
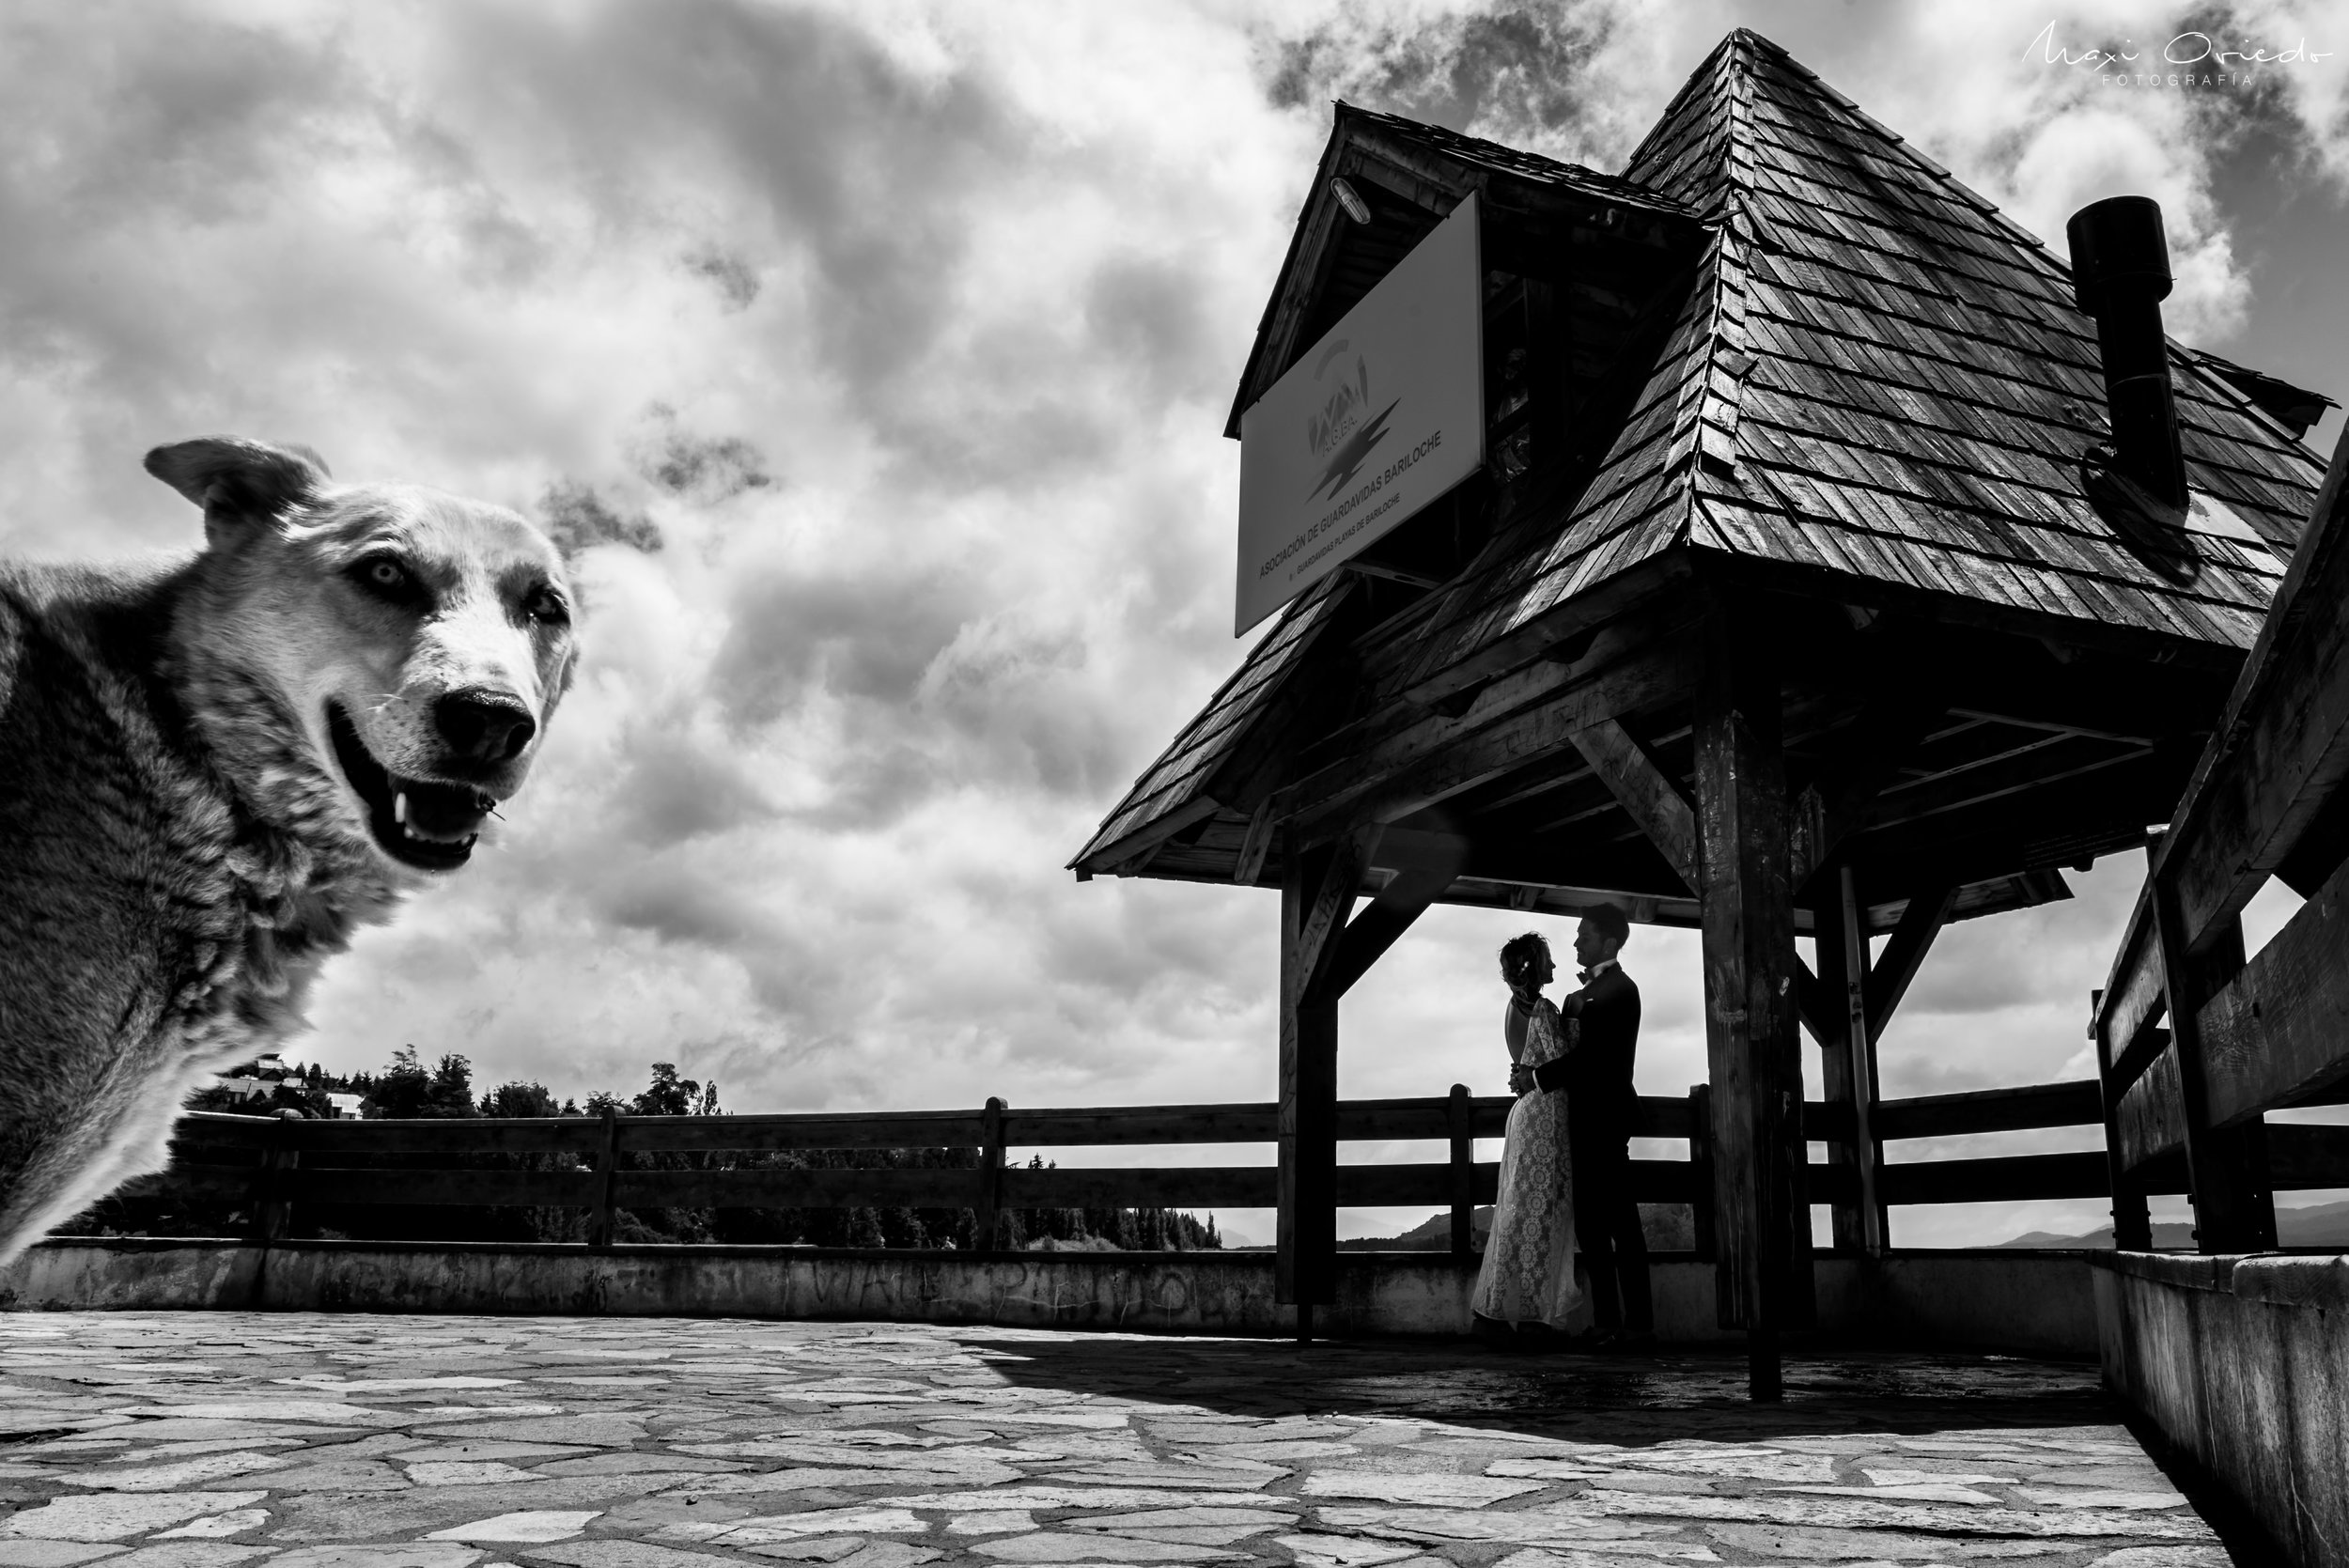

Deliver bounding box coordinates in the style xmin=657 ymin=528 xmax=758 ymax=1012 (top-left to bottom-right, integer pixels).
xmin=1278 ymin=829 xmax=1375 ymax=1309
xmin=1862 ymin=882 xmax=1957 ymax=1042
xmin=2097 ymin=1000 xmax=2154 ymax=1251
xmin=2161 ymin=426 xmax=2349 ymax=955
xmin=1318 ymin=862 xmax=1458 ymax=1001
xmin=1569 ymin=718 xmax=1699 ymax=891
xmin=1838 ymin=865 xmax=1886 ymax=1252
xmin=1788 ymin=694 xmax=1952 ymax=890
xmin=2152 ymin=890 xmax=2276 ymax=1252
xmin=2200 ymin=844 xmax=2349 ymax=1127
xmin=1278 ymin=635 xmax=1697 ymax=839
xmin=2116 ymin=1041 xmax=2189 ymax=1171
xmin=1692 ymin=603 xmax=1811 ymax=1400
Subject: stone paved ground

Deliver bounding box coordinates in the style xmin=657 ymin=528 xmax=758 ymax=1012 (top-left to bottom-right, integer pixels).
xmin=0 ymin=1314 xmax=2232 ymax=1568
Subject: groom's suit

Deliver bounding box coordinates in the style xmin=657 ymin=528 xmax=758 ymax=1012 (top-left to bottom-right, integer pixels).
xmin=1531 ymin=960 xmax=1653 ymax=1334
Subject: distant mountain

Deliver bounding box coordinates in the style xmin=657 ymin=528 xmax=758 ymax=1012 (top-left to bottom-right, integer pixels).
xmin=1338 ymin=1204 xmax=1696 ymax=1251
xmin=1997 ymin=1199 xmax=2349 ymax=1250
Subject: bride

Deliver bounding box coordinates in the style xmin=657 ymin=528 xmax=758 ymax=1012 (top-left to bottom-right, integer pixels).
xmin=1471 ymin=931 xmax=1587 ymax=1334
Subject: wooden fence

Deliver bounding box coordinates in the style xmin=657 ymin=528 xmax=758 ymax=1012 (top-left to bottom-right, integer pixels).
xmin=117 ymin=1075 xmax=2211 ymax=1253
xmin=2092 ymin=423 xmax=2349 ymax=1252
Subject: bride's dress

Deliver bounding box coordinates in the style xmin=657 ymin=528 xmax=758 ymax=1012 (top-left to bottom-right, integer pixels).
xmin=1471 ymin=997 xmax=1586 ymax=1328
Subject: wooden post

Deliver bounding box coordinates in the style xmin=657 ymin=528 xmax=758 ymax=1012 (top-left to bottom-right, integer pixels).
xmin=975 ymin=1097 xmax=1007 ymax=1254
xmin=587 ymin=1105 xmax=619 ymax=1250
xmin=1693 ymin=603 xmax=1811 ymax=1402
xmin=1447 ymin=1083 xmax=1475 ymax=1259
xmin=2153 ymin=891 xmax=2277 ymax=1252
xmin=2092 ymin=988 xmax=2154 ymax=1250
xmin=1688 ymin=1083 xmax=1716 ymax=1262
xmin=1838 ymin=864 xmax=1887 ymax=1255
xmin=253 ymin=1116 xmax=297 ymax=1245
xmin=1278 ymin=834 xmax=1364 ymax=1327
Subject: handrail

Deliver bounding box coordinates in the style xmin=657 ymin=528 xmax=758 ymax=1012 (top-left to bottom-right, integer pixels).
xmin=117 ymin=1077 xmax=2206 ymax=1256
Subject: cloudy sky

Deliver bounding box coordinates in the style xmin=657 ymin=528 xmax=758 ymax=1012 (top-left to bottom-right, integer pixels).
xmin=5 ymin=0 xmax=2344 ymax=1247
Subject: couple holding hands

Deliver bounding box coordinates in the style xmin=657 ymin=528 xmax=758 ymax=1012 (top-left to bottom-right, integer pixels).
xmin=1470 ymin=905 xmax=1656 ymax=1350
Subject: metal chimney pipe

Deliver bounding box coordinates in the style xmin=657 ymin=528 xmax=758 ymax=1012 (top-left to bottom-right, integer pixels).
xmin=2066 ymin=196 xmax=2189 ymax=520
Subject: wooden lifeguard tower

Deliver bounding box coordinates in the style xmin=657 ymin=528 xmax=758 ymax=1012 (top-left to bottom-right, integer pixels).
xmin=1071 ymin=29 xmax=2330 ymax=1397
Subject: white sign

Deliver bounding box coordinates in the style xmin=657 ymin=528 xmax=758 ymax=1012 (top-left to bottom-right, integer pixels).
xmin=1235 ymin=192 xmax=1486 ymax=634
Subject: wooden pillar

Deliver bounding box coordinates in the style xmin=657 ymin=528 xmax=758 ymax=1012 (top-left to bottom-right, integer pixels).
xmin=2153 ymin=892 xmax=2277 ymax=1252
xmin=1837 ymin=865 xmax=1886 ymax=1254
xmin=587 ymin=1105 xmax=619 ymax=1250
xmin=1813 ymin=870 xmax=1881 ymax=1255
xmin=1447 ymin=1084 xmax=1475 ymax=1259
xmin=1277 ymin=834 xmax=1364 ymax=1322
xmin=2092 ymin=989 xmax=2154 ymax=1251
xmin=1693 ymin=605 xmax=1812 ymax=1402
xmin=974 ymin=1097 xmax=1007 ymax=1254
xmin=253 ymin=1116 xmax=298 ymax=1245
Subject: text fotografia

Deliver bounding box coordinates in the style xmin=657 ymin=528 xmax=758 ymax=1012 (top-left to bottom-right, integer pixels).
xmin=1261 ymin=429 xmax=1444 ymax=582
xmin=2027 ymin=23 xmax=2330 ymax=83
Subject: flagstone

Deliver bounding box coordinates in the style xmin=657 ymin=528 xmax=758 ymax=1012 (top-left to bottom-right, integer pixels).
xmin=427 ymin=1513 xmax=605 ymax=1544
xmin=53 ymin=1453 xmax=289 ymax=1492
xmin=390 ymin=1446 xmax=596 ymax=1464
xmin=241 ymin=1460 xmax=412 ymax=1492
xmin=1573 ymin=1491 xmax=2211 ymax=1538
xmin=0 ymin=1544 xmax=128 ymax=1567
xmin=2 ymin=1493 xmax=271 ymax=1543
xmin=1857 ymin=1469 xmax=2018 ymax=1487
xmin=2011 ymin=1489 xmax=2192 ymax=1510
xmin=405 ymin=1463 xmax=551 ymax=1486
xmin=713 ymin=1512 xmax=927 ymax=1543
xmin=1300 ymin=1472 xmax=1548 ymax=1506
xmin=98 ymin=1545 xmax=272 ymax=1568
xmin=1776 ymin=1483 xmax=2005 ymax=1505
xmin=512 ymin=1543 xmax=738 ymax=1568
xmin=149 ymin=1513 xmax=269 ymax=1542
xmin=2084 ymin=1549 xmax=2233 ymax=1566
xmin=894 ymin=1486 xmax=1300 ymax=1511
xmin=677 ymin=1465 xmax=1023 ymax=1493
xmin=268 ymin=1550 xmax=487 ymax=1568
xmin=968 ymin=1534 xmax=1236 ymax=1563
xmin=109 ymin=1405 xmax=404 ymax=1428
xmin=1273 ymin=1536 xmax=1423 ymax=1568
xmin=945 ymin=1514 xmax=1035 ymax=1536
xmin=411 ymin=1419 xmax=646 ymax=1449
xmin=530 ymin=1458 xmax=745 ymax=1479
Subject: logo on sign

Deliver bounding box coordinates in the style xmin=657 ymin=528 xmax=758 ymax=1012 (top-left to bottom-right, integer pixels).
xmin=1304 ymin=339 xmax=1399 ymax=503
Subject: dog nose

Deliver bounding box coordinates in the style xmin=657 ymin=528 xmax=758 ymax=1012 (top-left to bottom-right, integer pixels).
xmin=434 ymin=691 xmax=537 ymax=764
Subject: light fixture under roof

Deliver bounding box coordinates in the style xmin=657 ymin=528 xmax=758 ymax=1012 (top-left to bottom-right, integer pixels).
xmin=1329 ymin=177 xmax=1372 ymax=225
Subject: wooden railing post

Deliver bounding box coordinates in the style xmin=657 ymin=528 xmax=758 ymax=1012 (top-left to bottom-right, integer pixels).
xmin=252 ymin=1115 xmax=297 ymax=1244
xmin=1688 ymin=1083 xmax=1716 ymax=1262
xmin=2153 ymin=890 xmax=2277 ymax=1253
xmin=587 ymin=1106 xmax=618 ymax=1250
xmin=975 ymin=1097 xmax=1007 ymax=1253
xmin=1446 ymin=1084 xmax=1473 ymax=1259
xmin=2092 ymin=987 xmax=2154 ymax=1250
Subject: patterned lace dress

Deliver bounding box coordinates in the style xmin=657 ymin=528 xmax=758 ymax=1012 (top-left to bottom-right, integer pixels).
xmin=1470 ymin=997 xmax=1587 ymax=1328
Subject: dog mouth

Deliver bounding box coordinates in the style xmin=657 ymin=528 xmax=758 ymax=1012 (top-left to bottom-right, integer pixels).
xmin=326 ymin=702 xmax=497 ymax=872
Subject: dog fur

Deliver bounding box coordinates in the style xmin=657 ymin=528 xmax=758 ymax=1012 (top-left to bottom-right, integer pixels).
xmin=0 ymin=438 xmax=577 ymax=1263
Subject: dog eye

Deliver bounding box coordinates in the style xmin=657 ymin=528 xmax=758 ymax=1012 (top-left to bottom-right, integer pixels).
xmin=522 ymin=586 xmax=570 ymax=626
xmin=352 ymin=557 xmax=417 ymax=599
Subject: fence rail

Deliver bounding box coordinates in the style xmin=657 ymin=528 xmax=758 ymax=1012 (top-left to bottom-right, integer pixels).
xmin=103 ymin=1074 xmax=2223 ymax=1253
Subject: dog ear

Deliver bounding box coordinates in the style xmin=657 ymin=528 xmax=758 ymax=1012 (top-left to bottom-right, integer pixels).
xmin=145 ymin=438 xmax=333 ymax=543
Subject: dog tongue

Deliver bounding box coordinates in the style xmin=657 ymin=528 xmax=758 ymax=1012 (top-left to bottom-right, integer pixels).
xmin=400 ymin=781 xmax=493 ymax=842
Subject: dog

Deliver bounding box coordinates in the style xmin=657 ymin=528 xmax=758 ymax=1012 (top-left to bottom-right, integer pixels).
xmin=0 ymin=437 xmax=577 ymax=1263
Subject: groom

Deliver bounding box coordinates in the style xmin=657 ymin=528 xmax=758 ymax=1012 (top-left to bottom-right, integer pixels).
xmin=1512 ymin=905 xmax=1652 ymax=1346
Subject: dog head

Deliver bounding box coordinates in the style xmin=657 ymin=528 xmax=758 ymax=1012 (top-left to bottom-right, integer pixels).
xmin=148 ymin=436 xmax=578 ymax=875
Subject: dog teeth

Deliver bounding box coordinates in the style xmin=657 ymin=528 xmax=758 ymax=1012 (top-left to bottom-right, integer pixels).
xmin=394 ymin=791 xmax=409 ymax=825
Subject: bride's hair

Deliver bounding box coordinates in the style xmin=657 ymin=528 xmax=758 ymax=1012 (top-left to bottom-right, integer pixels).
xmin=1498 ymin=931 xmax=1550 ymax=986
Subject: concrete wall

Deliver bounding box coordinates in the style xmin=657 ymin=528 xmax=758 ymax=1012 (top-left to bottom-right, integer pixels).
xmin=2095 ymin=1251 xmax=2349 ymax=1567
xmin=1 ymin=1238 xmax=2098 ymax=1352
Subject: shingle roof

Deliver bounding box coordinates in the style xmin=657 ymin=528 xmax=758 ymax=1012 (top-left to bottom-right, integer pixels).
xmin=1073 ymin=28 xmax=2328 ymax=873
xmin=1392 ymin=28 xmax=2320 ymax=691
